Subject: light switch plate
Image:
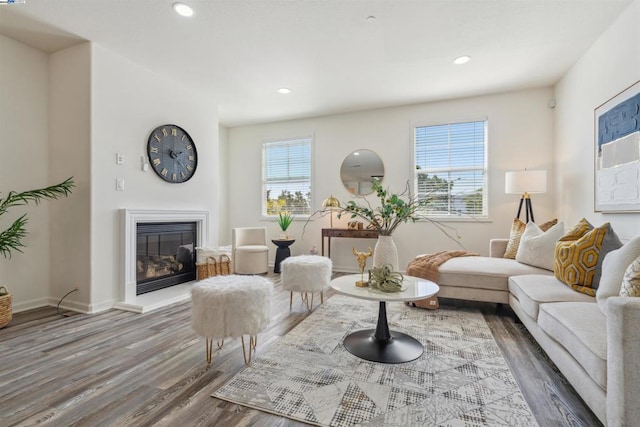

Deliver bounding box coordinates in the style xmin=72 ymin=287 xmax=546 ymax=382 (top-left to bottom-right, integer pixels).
xmin=116 ymin=153 xmax=124 ymax=165
xmin=116 ymin=179 xmax=125 ymax=191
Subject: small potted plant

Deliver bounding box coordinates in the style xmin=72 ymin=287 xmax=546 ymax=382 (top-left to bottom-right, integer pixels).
xmin=276 ymin=211 xmax=293 ymax=239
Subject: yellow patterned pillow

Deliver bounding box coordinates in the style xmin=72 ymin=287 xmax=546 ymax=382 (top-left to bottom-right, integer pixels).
xmin=558 ymin=218 xmax=592 ymax=242
xmin=503 ymin=218 xmax=558 ymax=259
xmin=620 ymin=256 xmax=640 ymax=297
xmin=554 ymin=222 xmax=609 ymax=296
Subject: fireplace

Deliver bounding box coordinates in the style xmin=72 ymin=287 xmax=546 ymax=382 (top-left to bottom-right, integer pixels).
xmin=136 ymin=222 xmax=197 ymax=295
xmin=119 ymin=209 xmax=209 ymax=313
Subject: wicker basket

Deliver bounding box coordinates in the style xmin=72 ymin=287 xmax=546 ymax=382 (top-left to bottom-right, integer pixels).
xmin=218 ymin=254 xmax=232 ymax=275
xmin=0 ymin=286 xmax=12 ymax=329
xmin=196 ymin=255 xmax=232 ymax=280
xmin=196 ymin=256 xmax=218 ymax=281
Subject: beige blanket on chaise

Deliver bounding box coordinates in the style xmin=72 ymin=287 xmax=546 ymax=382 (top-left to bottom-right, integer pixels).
xmin=406 ymin=250 xmax=479 ymax=282
xmin=406 ymin=250 xmax=478 ymax=308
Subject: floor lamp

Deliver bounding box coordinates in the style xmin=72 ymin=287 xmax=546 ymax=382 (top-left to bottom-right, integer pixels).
xmin=322 ymin=195 xmax=341 ymax=228
xmin=505 ymin=170 xmax=547 ymax=223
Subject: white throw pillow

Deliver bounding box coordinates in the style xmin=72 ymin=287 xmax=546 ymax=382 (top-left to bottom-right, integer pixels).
xmin=596 ymin=236 xmax=640 ymax=314
xmin=515 ymin=221 xmax=565 ymax=271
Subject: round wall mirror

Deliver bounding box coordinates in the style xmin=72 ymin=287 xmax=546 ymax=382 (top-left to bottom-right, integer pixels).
xmin=340 ymin=149 xmax=385 ymax=195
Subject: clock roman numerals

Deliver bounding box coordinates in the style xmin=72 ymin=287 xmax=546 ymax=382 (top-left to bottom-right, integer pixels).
xmin=148 ymin=124 xmax=197 ymax=183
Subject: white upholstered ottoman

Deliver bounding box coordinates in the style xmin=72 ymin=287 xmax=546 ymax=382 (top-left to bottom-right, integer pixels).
xmin=281 ymin=255 xmax=332 ymax=311
xmin=191 ymin=274 xmax=273 ymax=365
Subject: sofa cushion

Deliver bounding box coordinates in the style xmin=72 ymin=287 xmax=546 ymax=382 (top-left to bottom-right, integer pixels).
xmin=509 ymin=275 xmax=594 ymax=321
xmin=554 ymin=222 xmax=620 ymax=296
xmin=516 ymin=221 xmax=565 ymax=271
xmin=538 ymin=302 xmax=607 ymax=389
xmin=503 ymin=218 xmax=558 ymax=259
xmin=439 ymin=256 xmax=552 ymax=292
xmin=235 ymin=245 xmax=269 ymax=253
xmin=620 ymin=256 xmax=640 ymax=297
xmin=596 ymin=236 xmax=640 ymax=314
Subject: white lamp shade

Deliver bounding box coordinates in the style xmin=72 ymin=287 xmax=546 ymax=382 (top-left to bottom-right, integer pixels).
xmin=505 ymin=170 xmax=547 ymax=194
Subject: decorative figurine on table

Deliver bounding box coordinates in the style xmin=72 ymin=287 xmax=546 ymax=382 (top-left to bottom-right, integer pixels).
xmin=352 ymin=247 xmax=373 ymax=287
xmin=347 ymin=221 xmax=364 ymax=230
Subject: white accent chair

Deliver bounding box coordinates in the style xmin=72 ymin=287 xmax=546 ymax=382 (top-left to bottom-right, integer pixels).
xmin=232 ymin=227 xmax=269 ymax=274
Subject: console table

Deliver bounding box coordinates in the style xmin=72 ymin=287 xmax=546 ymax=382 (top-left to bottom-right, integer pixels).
xmin=321 ymin=228 xmax=378 ymax=258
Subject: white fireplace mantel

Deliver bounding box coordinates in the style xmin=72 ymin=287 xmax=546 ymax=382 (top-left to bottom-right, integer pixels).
xmin=114 ymin=209 xmax=209 ymax=313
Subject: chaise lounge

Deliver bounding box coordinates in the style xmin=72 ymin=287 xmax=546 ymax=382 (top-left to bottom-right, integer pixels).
xmin=432 ymin=233 xmax=640 ymax=426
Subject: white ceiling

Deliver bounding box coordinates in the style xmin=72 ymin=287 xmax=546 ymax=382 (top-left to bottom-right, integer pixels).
xmin=0 ymin=0 xmax=632 ymax=127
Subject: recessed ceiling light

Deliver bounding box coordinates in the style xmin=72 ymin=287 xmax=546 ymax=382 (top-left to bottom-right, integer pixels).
xmin=173 ymin=3 xmax=194 ymax=17
xmin=366 ymin=16 xmax=377 ymax=22
xmin=453 ymin=55 xmax=471 ymax=65
xmin=277 ymin=88 xmax=291 ymax=94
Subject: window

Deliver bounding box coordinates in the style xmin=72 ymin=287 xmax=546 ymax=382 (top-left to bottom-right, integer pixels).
xmin=262 ymin=137 xmax=312 ymax=216
xmin=414 ymin=121 xmax=487 ymax=217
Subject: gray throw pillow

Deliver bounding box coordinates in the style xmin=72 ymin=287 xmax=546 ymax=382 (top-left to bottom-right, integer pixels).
xmin=596 ymin=236 xmax=640 ymax=315
xmin=593 ymin=224 xmax=623 ymax=288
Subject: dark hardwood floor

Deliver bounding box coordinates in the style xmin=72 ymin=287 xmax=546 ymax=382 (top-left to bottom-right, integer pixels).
xmin=0 ymin=273 xmax=601 ymax=427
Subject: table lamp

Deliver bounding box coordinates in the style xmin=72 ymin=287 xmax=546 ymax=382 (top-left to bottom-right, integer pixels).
xmin=505 ymin=169 xmax=547 ymax=223
xmin=322 ymin=195 xmax=341 ymax=228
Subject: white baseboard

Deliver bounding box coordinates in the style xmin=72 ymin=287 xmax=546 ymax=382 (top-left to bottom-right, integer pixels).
xmin=12 ymin=297 xmax=51 ymax=313
xmin=13 ymin=296 xmax=114 ymax=315
xmin=331 ymin=264 xmax=359 ymax=274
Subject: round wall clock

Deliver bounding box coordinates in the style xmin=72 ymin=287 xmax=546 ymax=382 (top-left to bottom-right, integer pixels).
xmin=147 ymin=124 xmax=198 ymax=183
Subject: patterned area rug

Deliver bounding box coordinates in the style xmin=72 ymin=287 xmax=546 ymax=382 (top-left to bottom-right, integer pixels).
xmin=212 ymin=295 xmax=538 ymax=426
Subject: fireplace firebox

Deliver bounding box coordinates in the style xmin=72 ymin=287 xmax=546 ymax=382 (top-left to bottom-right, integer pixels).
xmin=136 ymin=222 xmax=197 ymax=295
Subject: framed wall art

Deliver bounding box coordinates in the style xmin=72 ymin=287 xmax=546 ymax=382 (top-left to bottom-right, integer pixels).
xmin=594 ymin=80 xmax=640 ymax=212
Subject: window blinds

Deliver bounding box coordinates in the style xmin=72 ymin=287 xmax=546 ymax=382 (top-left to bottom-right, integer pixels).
xmin=414 ymin=121 xmax=487 ymax=216
xmin=263 ymin=138 xmax=312 ymax=215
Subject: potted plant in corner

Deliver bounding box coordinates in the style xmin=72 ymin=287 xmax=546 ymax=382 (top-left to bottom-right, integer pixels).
xmin=0 ymin=177 xmax=75 ymax=328
xmin=275 ymin=210 xmax=293 ymax=240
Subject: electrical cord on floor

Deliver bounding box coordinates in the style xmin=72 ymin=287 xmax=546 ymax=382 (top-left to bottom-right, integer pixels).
xmin=57 ymin=288 xmax=78 ymax=317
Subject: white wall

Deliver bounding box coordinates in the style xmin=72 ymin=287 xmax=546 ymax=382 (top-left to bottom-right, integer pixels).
xmin=228 ymin=88 xmax=556 ymax=271
xmin=49 ymin=43 xmax=92 ymax=312
xmin=554 ymin=0 xmax=640 ymax=240
xmin=218 ymin=125 xmax=230 ymax=245
xmin=2 ymin=38 xmax=222 ymax=313
xmin=0 ymin=35 xmax=52 ymax=310
xmin=89 ymin=44 xmax=221 ymax=311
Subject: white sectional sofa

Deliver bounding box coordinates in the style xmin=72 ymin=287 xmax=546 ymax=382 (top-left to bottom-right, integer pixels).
xmin=435 ymin=237 xmax=640 ymax=426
